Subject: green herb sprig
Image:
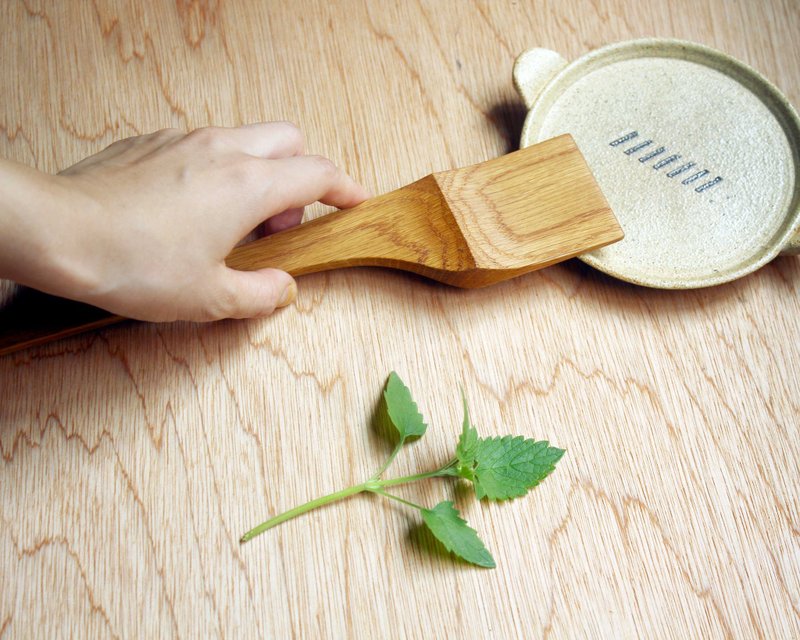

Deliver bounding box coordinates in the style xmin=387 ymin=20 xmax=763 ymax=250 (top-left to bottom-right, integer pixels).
xmin=241 ymin=372 xmax=564 ymax=568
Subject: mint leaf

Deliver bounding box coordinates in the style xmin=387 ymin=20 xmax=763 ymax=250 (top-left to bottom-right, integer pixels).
xmin=455 ymin=391 xmax=479 ymax=480
xmin=384 ymin=372 xmax=427 ymax=440
xmin=421 ymin=501 xmax=495 ymax=568
xmin=472 ymin=436 xmax=564 ymax=500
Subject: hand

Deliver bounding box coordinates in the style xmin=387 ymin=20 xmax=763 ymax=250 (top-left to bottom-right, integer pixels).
xmin=0 ymin=123 xmax=369 ymax=322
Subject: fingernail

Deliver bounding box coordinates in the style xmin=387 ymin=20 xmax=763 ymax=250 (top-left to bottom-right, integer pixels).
xmin=277 ymin=280 xmax=297 ymax=308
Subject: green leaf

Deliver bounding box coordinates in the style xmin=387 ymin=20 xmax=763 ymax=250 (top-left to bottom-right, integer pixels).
xmin=455 ymin=390 xmax=479 ymax=480
xmin=472 ymin=436 xmax=564 ymax=500
xmin=421 ymin=501 xmax=495 ymax=568
xmin=384 ymin=372 xmax=427 ymax=440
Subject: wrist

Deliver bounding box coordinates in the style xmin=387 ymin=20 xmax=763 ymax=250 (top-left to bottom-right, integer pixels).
xmin=0 ymin=159 xmax=101 ymax=300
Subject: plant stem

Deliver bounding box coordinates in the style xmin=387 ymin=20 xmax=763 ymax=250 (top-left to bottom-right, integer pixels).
xmin=240 ymin=482 xmax=369 ymax=542
xmin=241 ymin=458 xmax=460 ymax=543
xmin=378 ymin=458 xmax=458 ymax=488
xmin=371 ymin=439 xmax=405 ymax=479
xmin=372 ymin=489 xmax=425 ymax=512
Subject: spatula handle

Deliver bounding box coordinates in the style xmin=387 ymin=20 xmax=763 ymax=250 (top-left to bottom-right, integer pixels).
xmin=227 ymin=175 xmax=457 ymax=274
xmin=227 ymin=193 xmax=395 ymax=274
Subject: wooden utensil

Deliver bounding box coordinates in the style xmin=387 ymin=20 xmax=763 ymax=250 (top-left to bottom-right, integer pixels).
xmin=0 ymin=134 xmax=622 ymax=356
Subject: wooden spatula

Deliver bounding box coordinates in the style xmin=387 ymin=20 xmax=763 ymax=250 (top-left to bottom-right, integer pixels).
xmin=0 ymin=134 xmax=622 ymax=356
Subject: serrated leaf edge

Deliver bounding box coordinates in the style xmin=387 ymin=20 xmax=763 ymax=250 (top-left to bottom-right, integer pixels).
xmin=472 ymin=436 xmax=565 ymax=501
xmin=421 ymin=501 xmax=496 ymax=569
xmin=383 ymin=371 xmax=428 ymax=441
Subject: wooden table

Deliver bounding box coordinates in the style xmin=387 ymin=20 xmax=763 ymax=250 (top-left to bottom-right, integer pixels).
xmin=1 ymin=1 xmax=798 ymax=637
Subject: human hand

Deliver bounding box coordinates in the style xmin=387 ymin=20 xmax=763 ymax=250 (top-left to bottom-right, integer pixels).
xmin=0 ymin=123 xmax=369 ymax=322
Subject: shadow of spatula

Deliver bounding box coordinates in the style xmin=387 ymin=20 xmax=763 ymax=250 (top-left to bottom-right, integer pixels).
xmin=0 ymin=134 xmax=622 ymax=356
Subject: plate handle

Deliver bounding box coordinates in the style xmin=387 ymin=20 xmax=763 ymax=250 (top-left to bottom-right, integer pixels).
xmin=513 ymin=48 xmax=568 ymax=109
xmin=780 ymin=226 xmax=800 ymax=255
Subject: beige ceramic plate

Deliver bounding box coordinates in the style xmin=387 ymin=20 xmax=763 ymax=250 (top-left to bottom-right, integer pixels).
xmin=514 ymin=39 xmax=800 ymax=288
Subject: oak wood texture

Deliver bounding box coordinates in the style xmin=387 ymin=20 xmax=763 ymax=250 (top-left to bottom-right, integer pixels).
xmin=0 ymin=135 xmax=622 ymax=357
xmin=1 ymin=1 xmax=798 ymax=638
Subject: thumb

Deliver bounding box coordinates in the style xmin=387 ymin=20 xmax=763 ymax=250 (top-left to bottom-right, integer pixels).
xmin=217 ymin=267 xmax=297 ymax=319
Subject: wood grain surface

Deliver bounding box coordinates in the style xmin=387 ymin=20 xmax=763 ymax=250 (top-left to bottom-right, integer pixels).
xmin=1 ymin=1 xmax=798 ymax=637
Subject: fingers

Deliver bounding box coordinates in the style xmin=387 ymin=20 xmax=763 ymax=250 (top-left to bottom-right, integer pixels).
xmin=182 ymin=122 xmax=304 ymax=159
xmin=211 ymin=267 xmax=297 ymax=320
xmin=170 ymin=124 xmax=369 ymax=217
xmin=261 ymin=207 xmax=304 ymax=235
xmin=260 ymin=154 xmax=370 ymax=215
xmin=64 ymin=122 xmax=304 ymax=176
xmin=237 ymin=122 xmax=305 ymax=158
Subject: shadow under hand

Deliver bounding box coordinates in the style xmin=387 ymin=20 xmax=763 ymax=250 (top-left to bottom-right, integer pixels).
xmin=0 ymin=285 xmax=120 ymax=357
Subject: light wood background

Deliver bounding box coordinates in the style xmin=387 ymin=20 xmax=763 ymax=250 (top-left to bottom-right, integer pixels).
xmin=1 ymin=1 xmax=798 ymax=637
